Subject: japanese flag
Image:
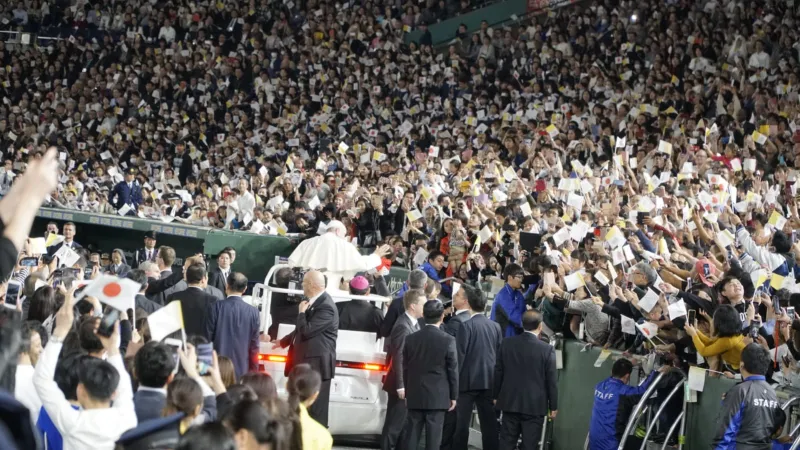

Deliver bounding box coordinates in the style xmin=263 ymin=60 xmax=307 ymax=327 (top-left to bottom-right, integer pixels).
xmin=636 ymin=322 xmax=659 ymax=341
xmin=79 ymin=275 xmax=140 ymax=313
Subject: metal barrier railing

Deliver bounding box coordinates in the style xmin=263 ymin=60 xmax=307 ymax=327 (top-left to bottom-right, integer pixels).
xmin=786 ymin=397 xmax=800 ymax=450
xmin=638 ymin=372 xmax=687 ymax=450
xmin=257 ymin=264 xmax=393 ymax=334
xmin=610 ymin=369 xmax=687 ymax=450
xmin=584 ymin=371 xmax=660 ymax=450
xmin=616 ymin=371 xmax=667 ymax=449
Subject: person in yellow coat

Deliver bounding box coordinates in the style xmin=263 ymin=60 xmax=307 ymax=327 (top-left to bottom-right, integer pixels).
xmin=288 ymin=364 xmax=334 ymax=450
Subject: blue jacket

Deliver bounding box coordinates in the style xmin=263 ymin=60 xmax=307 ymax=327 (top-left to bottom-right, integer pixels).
xmin=38 ymin=404 xmax=80 ymax=450
xmin=588 ymin=371 xmax=657 ymax=450
xmin=109 ymin=180 xmax=143 ymax=211
xmin=712 ymin=375 xmax=778 ymax=450
xmin=420 ymin=261 xmax=451 ymax=296
xmin=490 ymin=284 xmax=526 ymax=337
xmin=206 ymin=296 xmax=261 ymax=378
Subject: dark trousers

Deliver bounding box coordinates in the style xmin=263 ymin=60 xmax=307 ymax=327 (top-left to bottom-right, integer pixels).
xmin=308 ymin=379 xmax=331 ymax=427
xmin=405 ymin=409 xmax=445 ymax=450
xmin=381 ymin=392 xmax=408 ymax=450
xmin=453 ymin=389 xmax=498 ymax=450
xmin=499 ymin=412 xmax=543 ymax=450
xmin=440 ymin=409 xmax=456 ymax=450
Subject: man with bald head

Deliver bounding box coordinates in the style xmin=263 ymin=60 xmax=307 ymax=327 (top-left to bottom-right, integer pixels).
xmin=275 ymin=270 xmax=339 ymax=426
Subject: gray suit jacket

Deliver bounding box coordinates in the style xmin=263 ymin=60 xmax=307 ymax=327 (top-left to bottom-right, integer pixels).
xmin=383 ymin=313 xmax=417 ymax=393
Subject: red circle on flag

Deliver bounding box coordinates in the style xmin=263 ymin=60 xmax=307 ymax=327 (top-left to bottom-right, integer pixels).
xmin=103 ymin=282 xmax=122 ymax=297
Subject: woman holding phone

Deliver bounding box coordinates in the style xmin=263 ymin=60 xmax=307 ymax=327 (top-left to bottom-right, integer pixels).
xmin=684 ymin=304 xmax=746 ymax=373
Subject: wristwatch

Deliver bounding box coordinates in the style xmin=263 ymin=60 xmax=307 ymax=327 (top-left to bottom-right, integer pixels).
xmin=49 ymin=335 xmax=65 ymax=344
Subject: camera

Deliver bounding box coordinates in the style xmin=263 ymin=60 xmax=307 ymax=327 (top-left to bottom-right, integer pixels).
xmin=274 ymin=267 xmax=327 ymax=303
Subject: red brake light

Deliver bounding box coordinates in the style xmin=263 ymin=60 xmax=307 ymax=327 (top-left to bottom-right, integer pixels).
xmin=259 ymin=354 xmax=287 ymax=363
xmin=336 ymin=361 xmax=387 ymax=371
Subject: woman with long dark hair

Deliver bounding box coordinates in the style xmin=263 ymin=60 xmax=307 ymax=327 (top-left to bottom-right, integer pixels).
xmin=286 ymin=364 xmax=332 ymax=450
xmin=684 ymin=304 xmax=746 ymax=373
xmin=239 ymin=372 xmax=283 ymax=416
xmin=162 ymin=377 xmax=205 ymax=434
xmin=224 ymin=398 xmax=296 ymax=450
xmin=27 ymin=285 xmax=56 ymax=325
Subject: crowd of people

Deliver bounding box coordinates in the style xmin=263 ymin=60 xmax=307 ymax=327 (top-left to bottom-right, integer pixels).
xmin=0 ymin=0 xmax=798 ymax=446
xmin=1 ymin=225 xmax=339 ymax=450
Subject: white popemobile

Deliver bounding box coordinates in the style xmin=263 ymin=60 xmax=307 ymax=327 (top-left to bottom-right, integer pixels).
xmin=252 ymin=221 xmax=393 ymax=442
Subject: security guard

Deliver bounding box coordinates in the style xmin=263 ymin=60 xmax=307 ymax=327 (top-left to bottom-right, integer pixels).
xmin=109 ymin=167 xmax=142 ymax=213
xmin=588 ymin=358 xmax=668 ymax=450
xmin=490 ymin=264 xmax=528 ymax=337
xmin=712 ymin=343 xmax=779 ymax=449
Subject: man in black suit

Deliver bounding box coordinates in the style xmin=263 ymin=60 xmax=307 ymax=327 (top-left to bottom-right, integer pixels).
xmin=494 ymin=311 xmax=558 ymax=450
xmin=440 ymin=282 xmax=473 ymax=450
xmin=402 ymin=300 xmax=458 ymax=450
xmin=133 ymin=231 xmax=158 ymax=268
xmin=379 ymin=269 xmax=428 ymax=341
xmin=166 ymin=263 xmax=217 ymax=339
xmin=150 ymin=246 xmax=183 ymax=305
xmin=207 ymin=250 xmax=232 ymax=294
xmin=46 ymin=222 xmax=82 ymax=255
xmin=443 ymin=283 xmax=472 ymax=337
xmin=338 ymin=276 xmax=383 ymax=334
xmin=453 ymin=285 xmax=503 ymax=450
xmin=274 ymin=270 xmax=339 ymax=427
xmin=380 ymin=289 xmax=426 ymax=450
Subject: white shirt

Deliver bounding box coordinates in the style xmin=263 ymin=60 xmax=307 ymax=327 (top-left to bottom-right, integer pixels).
xmin=237 ymin=191 xmax=257 ymax=221
xmin=405 ymin=312 xmax=420 ymax=330
xmin=15 ymin=364 xmax=41 ymax=424
xmin=34 ymin=342 xmax=137 ymax=450
xmin=748 ymin=51 xmax=770 ymax=69
xmin=158 ymin=25 xmax=176 ymax=43
xmin=307 ymin=291 xmax=324 ymax=307
xmin=136 ymin=386 xmax=166 ymax=396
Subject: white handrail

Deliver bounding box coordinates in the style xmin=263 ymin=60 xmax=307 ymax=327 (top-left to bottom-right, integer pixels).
xmin=256 ymin=264 xmax=392 ymax=333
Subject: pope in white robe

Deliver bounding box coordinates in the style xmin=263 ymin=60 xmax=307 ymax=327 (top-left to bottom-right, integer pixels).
xmin=288 ymin=220 xmax=390 ymax=291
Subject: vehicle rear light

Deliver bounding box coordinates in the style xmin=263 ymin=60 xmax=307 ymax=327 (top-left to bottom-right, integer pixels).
xmin=336 ymin=361 xmax=387 ymax=371
xmin=258 ymin=354 xmax=287 ymax=363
